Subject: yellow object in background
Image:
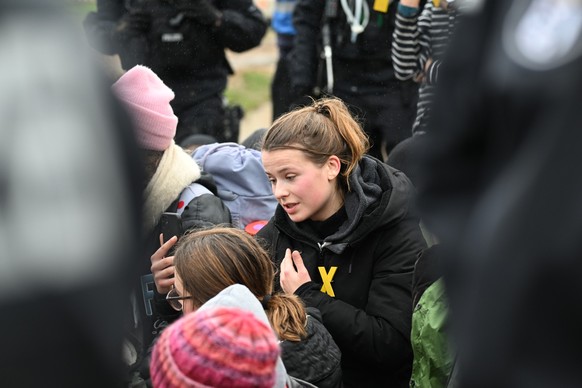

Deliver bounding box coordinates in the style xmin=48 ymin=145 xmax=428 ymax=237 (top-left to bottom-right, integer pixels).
xmin=373 ymin=0 xmax=390 ymax=13
xmin=433 ymin=0 xmax=441 ymax=7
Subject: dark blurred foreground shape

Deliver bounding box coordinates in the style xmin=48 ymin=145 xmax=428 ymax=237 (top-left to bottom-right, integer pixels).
xmin=0 ymin=1 xmax=142 ymax=387
xmin=417 ymin=1 xmax=582 ymax=387
xmin=288 ymin=0 xmax=419 ymax=160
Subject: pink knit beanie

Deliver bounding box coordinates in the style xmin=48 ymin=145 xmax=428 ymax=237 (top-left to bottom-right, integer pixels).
xmin=150 ymin=307 xmax=280 ymax=388
xmin=111 ymin=65 xmax=178 ymax=151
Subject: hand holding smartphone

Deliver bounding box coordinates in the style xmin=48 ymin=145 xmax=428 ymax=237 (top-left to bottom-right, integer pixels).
xmin=152 ymin=212 xmax=183 ymax=290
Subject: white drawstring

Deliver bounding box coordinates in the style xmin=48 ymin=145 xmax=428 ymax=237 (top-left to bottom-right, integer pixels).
xmin=340 ymin=0 xmax=370 ymax=42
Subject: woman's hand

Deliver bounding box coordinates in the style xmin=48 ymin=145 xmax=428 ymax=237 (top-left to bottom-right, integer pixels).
xmin=414 ymin=57 xmax=433 ymax=83
xmin=150 ymin=234 xmax=178 ymax=294
xmin=280 ymin=249 xmax=312 ymax=294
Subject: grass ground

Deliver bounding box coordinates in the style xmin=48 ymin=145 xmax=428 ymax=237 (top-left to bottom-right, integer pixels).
xmin=226 ymin=70 xmax=272 ymax=113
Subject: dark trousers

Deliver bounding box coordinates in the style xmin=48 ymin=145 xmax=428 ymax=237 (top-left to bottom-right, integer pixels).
xmin=172 ymin=94 xmax=226 ymax=145
xmin=271 ymin=41 xmax=296 ymax=121
xmin=335 ymin=83 xmax=417 ymax=161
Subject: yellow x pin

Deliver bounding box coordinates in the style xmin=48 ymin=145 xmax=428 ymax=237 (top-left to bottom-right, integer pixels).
xmin=319 ymin=266 xmax=338 ymax=297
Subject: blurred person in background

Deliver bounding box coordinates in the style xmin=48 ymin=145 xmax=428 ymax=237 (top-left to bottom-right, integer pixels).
xmin=111 ymin=64 xmax=232 ymax=386
xmin=271 ymin=0 xmax=298 ymax=120
xmin=83 ymin=0 xmax=268 ymax=145
xmin=0 ymin=2 xmax=142 ymax=387
xmin=391 ymin=0 xmax=458 ymax=136
xmin=289 ymin=0 xmax=419 ymax=159
xmin=417 ymin=0 xmax=582 ymax=386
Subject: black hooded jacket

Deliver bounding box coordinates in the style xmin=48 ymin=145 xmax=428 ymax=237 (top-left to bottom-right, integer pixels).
xmin=258 ymin=155 xmax=427 ymax=387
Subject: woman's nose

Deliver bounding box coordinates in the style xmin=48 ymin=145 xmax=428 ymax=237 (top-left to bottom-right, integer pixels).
xmin=273 ymin=182 xmax=288 ymax=199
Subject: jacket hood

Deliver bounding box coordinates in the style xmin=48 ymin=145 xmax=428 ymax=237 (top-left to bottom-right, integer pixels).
xmin=198 ymin=284 xmax=288 ymax=388
xmin=274 ymin=155 xmax=416 ymax=254
xmin=335 ymin=155 xmax=415 ymax=245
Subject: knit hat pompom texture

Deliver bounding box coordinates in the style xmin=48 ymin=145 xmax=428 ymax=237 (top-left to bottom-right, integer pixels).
xmin=112 ymin=65 xmax=178 ymax=151
xmin=151 ymin=307 xmax=280 ymax=388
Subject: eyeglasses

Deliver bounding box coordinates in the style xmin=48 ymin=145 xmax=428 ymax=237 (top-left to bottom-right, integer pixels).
xmin=166 ymin=287 xmax=193 ymax=311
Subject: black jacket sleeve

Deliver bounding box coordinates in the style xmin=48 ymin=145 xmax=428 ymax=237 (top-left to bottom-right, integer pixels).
xmin=412 ymin=244 xmax=443 ymax=307
xmin=180 ymin=172 xmax=232 ymax=231
xmin=216 ymin=0 xmax=268 ymax=52
xmin=180 ymin=193 xmax=232 ymax=231
xmin=288 ymin=0 xmax=325 ymax=91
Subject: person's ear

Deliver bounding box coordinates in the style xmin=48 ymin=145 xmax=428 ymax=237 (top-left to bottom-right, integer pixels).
xmin=326 ymin=155 xmax=341 ymax=181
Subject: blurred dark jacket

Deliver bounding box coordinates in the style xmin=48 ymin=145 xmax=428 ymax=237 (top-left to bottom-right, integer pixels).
xmin=290 ymin=0 xmax=401 ymax=94
xmin=417 ymin=1 xmax=582 ymax=387
xmin=84 ymin=0 xmax=267 ymax=106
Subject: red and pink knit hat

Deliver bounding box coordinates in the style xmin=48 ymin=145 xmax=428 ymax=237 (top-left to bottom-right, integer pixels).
xmin=111 ymin=65 xmax=178 ymax=151
xmin=150 ymin=306 xmax=280 ymax=388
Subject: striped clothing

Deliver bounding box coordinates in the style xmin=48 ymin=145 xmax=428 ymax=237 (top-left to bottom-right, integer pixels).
xmin=392 ymin=3 xmax=458 ymax=135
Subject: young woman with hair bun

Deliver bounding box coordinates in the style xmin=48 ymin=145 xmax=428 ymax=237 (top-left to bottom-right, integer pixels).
xmin=257 ymin=97 xmax=427 ymax=387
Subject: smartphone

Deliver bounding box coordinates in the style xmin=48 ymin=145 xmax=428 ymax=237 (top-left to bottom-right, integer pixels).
xmin=160 ymin=212 xmax=183 ymax=243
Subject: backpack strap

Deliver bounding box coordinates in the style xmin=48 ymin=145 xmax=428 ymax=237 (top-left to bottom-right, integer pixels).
xmin=175 ymin=182 xmax=212 ymax=216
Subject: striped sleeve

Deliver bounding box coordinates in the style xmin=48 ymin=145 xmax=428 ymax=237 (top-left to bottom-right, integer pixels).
xmin=426 ymin=59 xmax=441 ymax=85
xmin=392 ymin=3 xmax=438 ymax=81
xmin=392 ymin=4 xmax=422 ymax=81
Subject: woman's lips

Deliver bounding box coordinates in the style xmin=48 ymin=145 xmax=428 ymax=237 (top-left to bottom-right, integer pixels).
xmin=283 ymin=202 xmax=298 ymax=214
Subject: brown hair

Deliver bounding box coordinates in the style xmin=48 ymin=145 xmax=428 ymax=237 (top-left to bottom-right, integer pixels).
xmin=141 ymin=149 xmax=164 ymax=188
xmin=262 ymin=97 xmax=369 ymax=191
xmin=174 ymin=227 xmax=307 ymax=341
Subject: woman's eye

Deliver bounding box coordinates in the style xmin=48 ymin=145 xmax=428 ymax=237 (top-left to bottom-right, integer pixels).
xmin=286 ymin=175 xmax=296 ymax=181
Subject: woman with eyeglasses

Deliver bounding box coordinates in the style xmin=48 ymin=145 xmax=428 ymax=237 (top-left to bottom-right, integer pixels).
xmin=153 ymin=226 xmax=343 ymax=388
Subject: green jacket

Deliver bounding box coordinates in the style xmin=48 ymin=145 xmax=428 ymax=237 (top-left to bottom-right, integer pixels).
xmin=410 ymin=278 xmax=453 ymax=388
